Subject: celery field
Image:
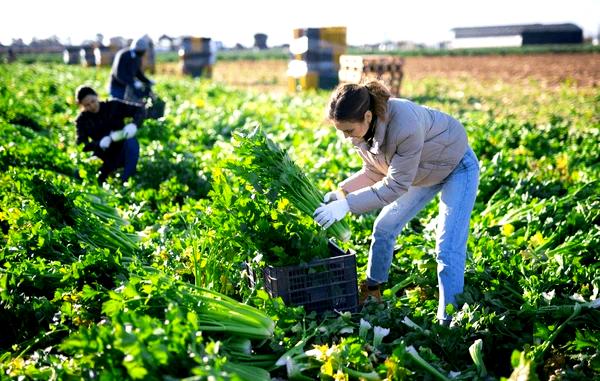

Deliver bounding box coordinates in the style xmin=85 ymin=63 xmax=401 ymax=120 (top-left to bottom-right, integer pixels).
xmin=0 ymin=63 xmax=599 ymax=380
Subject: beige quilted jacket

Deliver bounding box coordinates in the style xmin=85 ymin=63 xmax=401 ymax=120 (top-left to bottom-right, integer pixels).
xmin=340 ymin=98 xmax=468 ymax=214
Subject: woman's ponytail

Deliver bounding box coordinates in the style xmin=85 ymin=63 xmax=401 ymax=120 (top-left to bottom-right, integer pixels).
xmin=328 ymin=79 xmax=391 ymax=123
xmin=363 ymin=79 xmax=391 ymax=122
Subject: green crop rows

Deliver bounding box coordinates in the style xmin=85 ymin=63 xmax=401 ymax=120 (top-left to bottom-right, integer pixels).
xmin=0 ymin=63 xmax=599 ymax=380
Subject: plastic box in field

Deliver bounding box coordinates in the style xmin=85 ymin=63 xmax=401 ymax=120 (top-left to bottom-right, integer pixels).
xmin=248 ymin=240 xmax=358 ymax=314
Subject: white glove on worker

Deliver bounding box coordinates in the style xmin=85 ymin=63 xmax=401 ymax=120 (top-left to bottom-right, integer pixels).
xmin=133 ymin=80 xmax=144 ymax=90
xmin=323 ymin=189 xmax=346 ymax=203
xmin=123 ymin=123 xmax=138 ymax=138
xmin=313 ymin=199 xmax=350 ymax=229
xmin=99 ymin=135 xmax=112 ymax=150
xmin=110 ymin=129 xmax=126 ymax=142
xmin=110 ymin=124 xmax=137 ymax=142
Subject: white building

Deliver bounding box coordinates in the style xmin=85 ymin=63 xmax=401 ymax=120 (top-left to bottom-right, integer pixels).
xmin=450 ymin=23 xmax=583 ymax=49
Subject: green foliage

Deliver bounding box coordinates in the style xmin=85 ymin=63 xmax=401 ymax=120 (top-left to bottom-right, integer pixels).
xmin=1 ymin=63 xmax=599 ymax=380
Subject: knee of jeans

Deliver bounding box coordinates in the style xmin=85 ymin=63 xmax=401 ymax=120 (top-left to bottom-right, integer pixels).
xmin=436 ymin=249 xmax=466 ymax=264
xmin=372 ymin=227 xmax=395 ymax=242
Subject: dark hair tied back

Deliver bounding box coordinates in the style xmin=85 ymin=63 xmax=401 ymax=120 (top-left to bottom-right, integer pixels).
xmin=76 ymin=86 xmax=97 ymax=103
xmin=328 ymin=80 xmax=391 ymax=123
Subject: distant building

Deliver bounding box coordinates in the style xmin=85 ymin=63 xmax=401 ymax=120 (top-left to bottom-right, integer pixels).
xmin=254 ymin=33 xmax=268 ymax=49
xmin=450 ymin=23 xmax=583 ymax=49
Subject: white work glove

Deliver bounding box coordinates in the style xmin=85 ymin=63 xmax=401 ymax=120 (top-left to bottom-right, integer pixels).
xmin=133 ymin=80 xmax=144 ymax=90
xmin=99 ymin=135 xmax=112 ymax=150
xmin=110 ymin=129 xmax=126 ymax=142
xmin=123 ymin=123 xmax=138 ymax=138
xmin=323 ymin=189 xmax=345 ymax=204
xmin=313 ymin=199 xmax=350 ymax=229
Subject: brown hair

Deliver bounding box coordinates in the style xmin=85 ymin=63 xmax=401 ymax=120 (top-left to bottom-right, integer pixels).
xmin=327 ymin=79 xmax=391 ymax=123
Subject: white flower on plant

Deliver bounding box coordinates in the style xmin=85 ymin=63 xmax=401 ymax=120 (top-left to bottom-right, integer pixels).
xmin=542 ymin=289 xmax=555 ymax=303
xmin=304 ymin=348 xmax=326 ymax=360
xmin=570 ymin=293 xmax=586 ymax=303
xmin=305 ymin=344 xmax=336 ymax=362
xmin=373 ymin=326 xmax=390 ymax=347
xmin=359 ymin=318 xmax=372 ymax=340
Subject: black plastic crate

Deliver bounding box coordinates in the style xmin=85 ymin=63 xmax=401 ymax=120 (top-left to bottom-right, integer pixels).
xmin=248 ymin=240 xmax=358 ymax=314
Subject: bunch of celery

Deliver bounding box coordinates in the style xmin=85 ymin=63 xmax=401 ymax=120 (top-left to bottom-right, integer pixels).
xmin=28 ymin=174 xmax=139 ymax=256
xmin=230 ymin=125 xmax=350 ymax=242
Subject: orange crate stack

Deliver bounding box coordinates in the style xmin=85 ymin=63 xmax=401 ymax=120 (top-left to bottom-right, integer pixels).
xmin=288 ymin=26 xmax=347 ymax=92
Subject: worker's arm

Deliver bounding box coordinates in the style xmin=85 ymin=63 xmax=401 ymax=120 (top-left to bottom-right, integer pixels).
xmin=136 ymin=67 xmax=151 ymax=84
xmin=339 ymin=164 xmax=384 ymax=194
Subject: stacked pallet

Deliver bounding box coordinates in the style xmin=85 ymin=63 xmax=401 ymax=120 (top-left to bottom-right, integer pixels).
xmin=79 ymin=46 xmax=95 ymax=67
xmin=338 ymin=55 xmax=405 ymax=96
xmin=287 ymin=26 xmax=346 ymax=91
xmin=178 ymin=37 xmax=215 ymax=78
xmin=63 ymin=46 xmax=81 ymax=65
xmin=93 ymin=45 xmax=119 ymax=67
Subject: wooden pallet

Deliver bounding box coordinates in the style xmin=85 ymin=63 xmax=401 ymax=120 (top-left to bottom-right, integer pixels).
xmin=338 ymin=55 xmax=405 ymax=96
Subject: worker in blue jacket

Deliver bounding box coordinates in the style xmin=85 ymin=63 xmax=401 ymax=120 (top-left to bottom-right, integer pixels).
xmin=75 ymin=86 xmax=145 ymax=184
xmin=108 ymin=35 xmax=153 ymax=102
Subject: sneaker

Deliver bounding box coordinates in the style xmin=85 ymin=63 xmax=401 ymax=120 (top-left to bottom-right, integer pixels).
xmin=358 ymin=281 xmax=382 ymax=305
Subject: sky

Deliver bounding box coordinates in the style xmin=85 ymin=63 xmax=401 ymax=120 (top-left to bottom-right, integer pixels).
xmin=1 ymin=0 xmax=598 ymax=47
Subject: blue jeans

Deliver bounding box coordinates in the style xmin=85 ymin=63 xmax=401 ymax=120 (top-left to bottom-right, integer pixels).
xmin=108 ymin=83 xmax=126 ymax=100
xmin=98 ymin=138 xmax=140 ymax=184
xmin=366 ymin=147 xmax=480 ymax=321
xmin=109 ymin=83 xmax=146 ymax=103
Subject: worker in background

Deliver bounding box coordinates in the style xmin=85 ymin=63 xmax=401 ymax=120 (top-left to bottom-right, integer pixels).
xmin=108 ymin=35 xmax=154 ymax=102
xmin=313 ymin=80 xmax=480 ymax=326
xmin=7 ymin=48 xmax=16 ymax=63
xmin=75 ymin=86 xmax=145 ymax=184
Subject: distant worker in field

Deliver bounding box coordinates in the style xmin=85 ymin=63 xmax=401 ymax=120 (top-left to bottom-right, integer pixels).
xmin=75 ymin=86 xmax=145 ymax=185
xmin=313 ymin=80 xmax=480 ymax=326
xmin=108 ymin=35 xmax=154 ymax=102
xmin=7 ymin=48 xmax=16 ymax=63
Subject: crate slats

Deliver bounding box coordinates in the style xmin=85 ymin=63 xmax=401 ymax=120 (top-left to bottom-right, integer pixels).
xmin=338 ymin=54 xmax=405 ymax=96
xmin=247 ymin=240 xmax=358 ymax=314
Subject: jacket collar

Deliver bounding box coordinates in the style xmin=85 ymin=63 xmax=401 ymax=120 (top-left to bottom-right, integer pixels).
xmin=352 ymin=110 xmax=389 ymax=155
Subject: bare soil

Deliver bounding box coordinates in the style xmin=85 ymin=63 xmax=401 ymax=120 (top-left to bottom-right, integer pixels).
xmin=403 ymin=53 xmax=599 ymax=87
xmin=157 ymin=53 xmax=599 ymax=90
